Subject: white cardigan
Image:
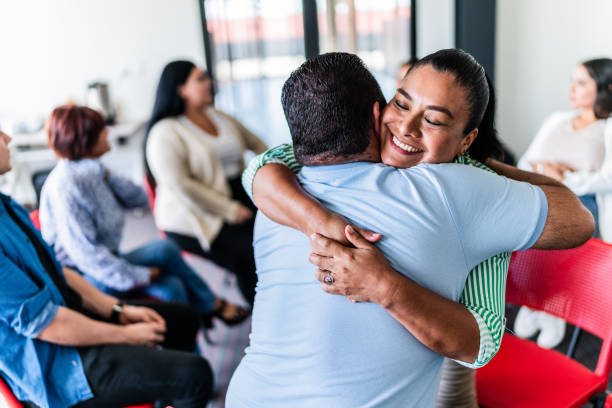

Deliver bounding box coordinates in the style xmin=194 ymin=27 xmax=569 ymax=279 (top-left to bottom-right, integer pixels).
xmin=146 ymin=108 xmax=267 ymax=250
xmin=518 ymin=111 xmax=612 ymax=240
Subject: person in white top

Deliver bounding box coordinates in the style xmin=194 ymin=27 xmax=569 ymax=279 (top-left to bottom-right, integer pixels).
xmin=515 ymin=57 xmax=612 ymax=349
xmin=145 ymin=60 xmax=268 ymax=306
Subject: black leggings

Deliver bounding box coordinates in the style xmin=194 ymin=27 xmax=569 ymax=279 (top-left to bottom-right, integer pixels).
xmin=71 ymin=302 xmax=213 ymax=408
xmin=165 ymin=177 xmax=257 ymax=305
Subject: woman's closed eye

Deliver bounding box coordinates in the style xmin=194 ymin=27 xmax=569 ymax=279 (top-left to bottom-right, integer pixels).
xmin=424 ymin=116 xmax=444 ymax=126
xmin=394 ymin=99 xmax=409 ymax=110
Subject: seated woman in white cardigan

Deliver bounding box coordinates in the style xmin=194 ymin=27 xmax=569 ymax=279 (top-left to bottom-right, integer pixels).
xmin=515 ymin=57 xmax=612 ymax=349
xmin=145 ymin=60 xmax=268 ymax=306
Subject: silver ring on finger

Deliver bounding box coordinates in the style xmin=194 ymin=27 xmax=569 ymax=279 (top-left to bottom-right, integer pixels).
xmin=323 ymin=272 xmax=335 ymax=285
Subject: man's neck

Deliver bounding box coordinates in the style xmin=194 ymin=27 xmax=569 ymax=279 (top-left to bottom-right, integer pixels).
xmin=304 ymin=151 xmax=379 ymax=166
xmin=301 ymin=135 xmax=381 ymax=166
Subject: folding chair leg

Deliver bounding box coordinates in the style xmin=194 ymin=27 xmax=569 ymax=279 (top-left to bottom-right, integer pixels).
xmin=567 ymin=326 xmax=582 ymax=358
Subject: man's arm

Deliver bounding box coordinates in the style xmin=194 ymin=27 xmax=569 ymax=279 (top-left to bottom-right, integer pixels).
xmin=62 ymin=267 xmax=117 ymax=319
xmin=63 ymin=267 xmax=165 ymax=326
xmin=37 ymin=306 xmax=165 ymax=347
xmin=485 ymin=159 xmax=594 ymax=249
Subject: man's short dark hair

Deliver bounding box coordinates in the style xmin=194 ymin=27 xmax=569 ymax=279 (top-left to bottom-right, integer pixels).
xmin=281 ymin=52 xmax=386 ymax=164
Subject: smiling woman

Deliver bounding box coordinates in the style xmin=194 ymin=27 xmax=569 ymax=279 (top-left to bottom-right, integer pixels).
xmin=381 ymin=67 xmax=477 ymax=166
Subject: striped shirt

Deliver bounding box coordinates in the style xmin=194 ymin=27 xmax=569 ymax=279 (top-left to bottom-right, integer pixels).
xmin=242 ymin=144 xmax=509 ymax=367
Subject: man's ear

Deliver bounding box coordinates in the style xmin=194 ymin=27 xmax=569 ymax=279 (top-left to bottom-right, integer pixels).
xmin=460 ymin=128 xmax=478 ymax=155
xmin=372 ymin=101 xmax=381 ymax=136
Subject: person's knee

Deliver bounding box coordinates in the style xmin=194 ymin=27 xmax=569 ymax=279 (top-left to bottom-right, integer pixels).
xmin=183 ymin=355 xmax=214 ymax=400
xmin=148 ymin=276 xmax=189 ymax=303
xmin=159 ymin=239 xmax=182 ymax=257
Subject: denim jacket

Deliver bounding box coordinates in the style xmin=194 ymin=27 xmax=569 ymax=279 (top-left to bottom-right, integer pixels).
xmin=0 ymin=193 xmax=92 ymax=408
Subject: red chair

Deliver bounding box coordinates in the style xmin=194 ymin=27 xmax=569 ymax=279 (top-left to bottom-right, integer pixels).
xmin=0 ymin=376 xmax=22 ymax=408
xmin=143 ymin=175 xmax=156 ymax=212
xmin=476 ymin=238 xmax=612 ymax=407
xmin=605 ymin=393 xmax=612 ymax=408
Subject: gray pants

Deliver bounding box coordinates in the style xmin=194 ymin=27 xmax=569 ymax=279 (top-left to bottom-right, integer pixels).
xmin=436 ymin=359 xmax=478 ymax=408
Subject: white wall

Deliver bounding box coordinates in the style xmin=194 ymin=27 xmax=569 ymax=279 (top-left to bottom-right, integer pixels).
xmin=0 ymin=0 xmax=205 ymax=127
xmin=496 ymin=0 xmax=612 ymax=157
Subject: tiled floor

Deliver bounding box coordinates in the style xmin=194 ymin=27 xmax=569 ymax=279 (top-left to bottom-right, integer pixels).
xmin=122 ymin=209 xmax=251 ymax=408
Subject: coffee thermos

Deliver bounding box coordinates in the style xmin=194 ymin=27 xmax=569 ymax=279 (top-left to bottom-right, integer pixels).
xmin=86 ymin=81 xmax=116 ymax=124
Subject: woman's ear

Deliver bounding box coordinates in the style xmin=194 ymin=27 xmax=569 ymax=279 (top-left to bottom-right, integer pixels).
xmin=177 ymin=84 xmax=186 ymax=99
xmin=460 ymin=128 xmax=479 ymax=155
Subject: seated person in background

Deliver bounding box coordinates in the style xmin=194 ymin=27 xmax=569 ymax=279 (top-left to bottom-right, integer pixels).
xmin=226 ymin=52 xmax=593 ymax=407
xmin=145 ymin=60 xmax=268 ymax=306
xmin=39 ymin=105 xmax=248 ymax=326
xmin=515 ymin=57 xmax=612 ymax=349
xmin=0 ymin=130 xmax=213 ymax=408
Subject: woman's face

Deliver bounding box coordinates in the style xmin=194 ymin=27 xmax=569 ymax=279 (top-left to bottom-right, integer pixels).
xmin=380 ymin=65 xmax=477 ymax=169
xmin=179 ymin=67 xmax=214 ymax=108
xmin=0 ymin=131 xmax=12 ymax=175
xmin=89 ymin=128 xmax=110 ymax=158
xmin=569 ymin=64 xmax=597 ymax=111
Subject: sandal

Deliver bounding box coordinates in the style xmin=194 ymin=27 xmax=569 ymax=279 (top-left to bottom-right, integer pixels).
xmin=212 ymin=298 xmax=250 ymax=326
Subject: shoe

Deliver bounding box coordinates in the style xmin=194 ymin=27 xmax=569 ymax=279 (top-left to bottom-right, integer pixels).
xmin=514 ymin=306 xmax=539 ymax=338
xmin=212 ymin=298 xmax=250 ymax=327
xmin=536 ymin=312 xmax=566 ymax=349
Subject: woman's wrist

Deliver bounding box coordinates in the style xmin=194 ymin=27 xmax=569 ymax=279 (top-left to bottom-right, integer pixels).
xmin=302 ymin=201 xmax=333 ymax=236
xmin=375 ymin=267 xmax=404 ymax=309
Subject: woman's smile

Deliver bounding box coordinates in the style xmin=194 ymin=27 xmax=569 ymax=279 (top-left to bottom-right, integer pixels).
xmin=390 ymin=134 xmax=424 ymax=154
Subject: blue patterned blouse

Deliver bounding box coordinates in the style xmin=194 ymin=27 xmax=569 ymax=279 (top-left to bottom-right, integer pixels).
xmin=39 ymin=159 xmax=151 ymax=291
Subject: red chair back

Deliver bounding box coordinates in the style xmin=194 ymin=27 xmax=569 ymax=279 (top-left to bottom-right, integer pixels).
xmin=0 ymin=376 xmax=23 ymax=408
xmin=143 ymin=175 xmax=156 ymax=211
xmin=506 ymin=238 xmax=612 ymax=378
xmin=605 ymin=393 xmax=612 ymax=408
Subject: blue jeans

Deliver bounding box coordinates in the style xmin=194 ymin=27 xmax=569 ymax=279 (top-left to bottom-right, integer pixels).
xmin=88 ymin=240 xmax=216 ymax=313
xmin=579 ymin=194 xmax=599 ymax=238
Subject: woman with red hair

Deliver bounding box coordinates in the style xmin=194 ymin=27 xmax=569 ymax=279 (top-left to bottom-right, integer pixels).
xmin=39 ymin=104 xmax=249 ymax=326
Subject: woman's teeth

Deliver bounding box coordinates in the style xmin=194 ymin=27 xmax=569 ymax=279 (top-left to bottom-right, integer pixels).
xmin=392 ymin=136 xmax=423 ymax=153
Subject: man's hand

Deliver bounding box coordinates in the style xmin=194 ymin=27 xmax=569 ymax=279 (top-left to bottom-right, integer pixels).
xmin=119 ymin=305 xmax=166 ymax=327
xmin=309 ymin=225 xmax=395 ymax=305
xmin=121 ymin=322 xmax=166 ymax=347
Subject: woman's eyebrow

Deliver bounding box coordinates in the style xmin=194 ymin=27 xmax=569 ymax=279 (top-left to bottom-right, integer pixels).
xmin=397 ymin=88 xmax=411 ymax=100
xmin=397 ymin=88 xmax=454 ymax=119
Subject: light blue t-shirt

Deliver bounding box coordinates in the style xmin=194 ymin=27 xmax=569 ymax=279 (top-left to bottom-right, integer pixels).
xmin=227 ymin=162 xmax=547 ymax=408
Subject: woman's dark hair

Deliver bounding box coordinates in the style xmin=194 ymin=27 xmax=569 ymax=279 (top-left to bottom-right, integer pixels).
xmin=47 ymin=104 xmax=106 ymax=160
xmin=411 ymin=48 xmax=504 ymax=162
xmin=582 ymin=58 xmax=612 ymax=119
xmin=144 ymin=60 xmax=196 ymax=186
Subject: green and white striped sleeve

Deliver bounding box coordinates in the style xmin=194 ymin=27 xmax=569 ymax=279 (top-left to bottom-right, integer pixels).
xmin=454 ymin=154 xmax=510 ymax=368
xmin=241 ymin=143 xmax=302 ymax=203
